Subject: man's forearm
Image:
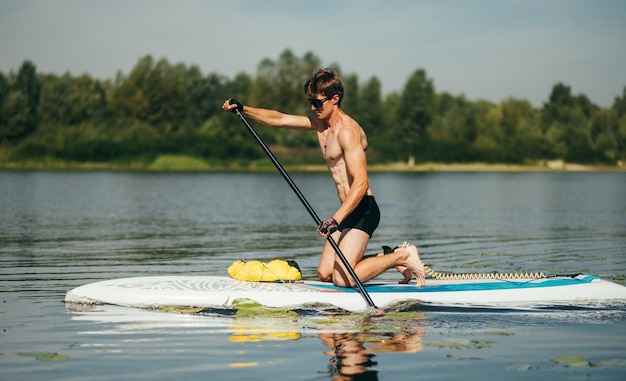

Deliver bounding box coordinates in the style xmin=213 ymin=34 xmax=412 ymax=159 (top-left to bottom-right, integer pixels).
xmin=243 ymin=106 xmax=285 ymax=128
xmin=244 ymin=106 xmax=314 ymax=131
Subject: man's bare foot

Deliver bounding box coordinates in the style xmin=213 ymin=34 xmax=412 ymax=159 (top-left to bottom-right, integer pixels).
xmin=378 ymin=244 xmax=425 ymax=285
xmin=402 ymin=245 xmax=426 ymax=287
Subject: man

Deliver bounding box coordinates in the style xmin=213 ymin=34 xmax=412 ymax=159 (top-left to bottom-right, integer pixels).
xmin=222 ymin=68 xmax=425 ymax=287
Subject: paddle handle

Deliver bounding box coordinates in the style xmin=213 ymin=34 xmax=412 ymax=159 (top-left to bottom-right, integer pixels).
xmin=232 ymin=109 xmax=381 ymax=313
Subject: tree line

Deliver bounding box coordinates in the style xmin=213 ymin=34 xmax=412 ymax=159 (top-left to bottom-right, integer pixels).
xmin=1 ymin=49 xmax=625 ymax=167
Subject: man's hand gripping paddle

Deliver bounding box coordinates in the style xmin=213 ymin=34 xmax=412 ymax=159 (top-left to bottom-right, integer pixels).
xmin=229 ymin=99 xmax=384 ymax=316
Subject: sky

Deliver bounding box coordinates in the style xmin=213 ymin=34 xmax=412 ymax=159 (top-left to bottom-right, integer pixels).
xmin=1 ymin=0 xmax=625 ymax=108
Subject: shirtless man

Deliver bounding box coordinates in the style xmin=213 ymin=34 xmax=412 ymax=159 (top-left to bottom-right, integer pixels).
xmin=222 ymin=68 xmax=425 ymax=287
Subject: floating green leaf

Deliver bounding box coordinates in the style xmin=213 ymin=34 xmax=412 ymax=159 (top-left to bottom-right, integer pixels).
xmin=446 ymin=353 xmax=465 ymax=360
xmin=485 ymin=331 xmax=514 ymax=336
xmin=425 ymin=339 xmax=495 ymax=350
xmin=232 ymin=298 xmax=298 ymax=318
xmin=551 ymin=356 xmax=595 ymax=368
xmin=424 ymin=341 xmax=474 ymax=349
xmin=19 ymin=352 xmax=70 ymax=362
xmin=470 ymin=339 xmax=496 ymax=348
xmin=506 ymin=363 xmax=533 ymax=371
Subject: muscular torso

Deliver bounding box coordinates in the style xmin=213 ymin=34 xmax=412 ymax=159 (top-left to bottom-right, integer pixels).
xmin=316 ymin=115 xmax=372 ymax=202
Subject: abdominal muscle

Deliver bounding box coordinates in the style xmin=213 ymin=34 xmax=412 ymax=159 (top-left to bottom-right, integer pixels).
xmin=320 ymin=125 xmax=372 ymax=202
xmin=324 ymin=150 xmax=373 ymax=203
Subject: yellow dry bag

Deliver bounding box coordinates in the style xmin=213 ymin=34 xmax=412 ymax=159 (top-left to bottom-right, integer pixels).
xmin=228 ymin=259 xmax=302 ymax=282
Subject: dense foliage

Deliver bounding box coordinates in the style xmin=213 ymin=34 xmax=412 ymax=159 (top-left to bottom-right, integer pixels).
xmin=1 ymin=49 xmax=625 ymax=167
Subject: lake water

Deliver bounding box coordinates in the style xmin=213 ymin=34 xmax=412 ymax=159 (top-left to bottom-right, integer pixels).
xmin=1 ymin=170 xmax=625 ymax=380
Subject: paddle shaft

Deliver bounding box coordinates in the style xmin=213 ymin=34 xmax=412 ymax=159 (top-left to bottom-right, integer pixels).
xmin=232 ymin=108 xmax=380 ymax=311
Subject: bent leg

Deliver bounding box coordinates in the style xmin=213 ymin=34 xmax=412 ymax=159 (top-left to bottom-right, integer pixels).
xmin=318 ymin=230 xmax=426 ymax=287
xmin=369 ymin=243 xmax=425 ymax=285
xmin=318 ymin=228 xmax=371 ymax=287
xmin=317 ymin=236 xmax=338 ymax=282
xmin=354 ymin=244 xmax=425 ymax=287
xmin=332 ymin=229 xmax=370 ymax=287
xmin=317 ymin=229 xmax=369 ymax=286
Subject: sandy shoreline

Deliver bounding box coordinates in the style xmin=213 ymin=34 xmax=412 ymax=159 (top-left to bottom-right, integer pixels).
xmin=294 ymin=160 xmax=625 ymax=172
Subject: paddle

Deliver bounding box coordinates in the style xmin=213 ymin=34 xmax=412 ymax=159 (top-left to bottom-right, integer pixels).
xmin=230 ymin=104 xmax=383 ymax=315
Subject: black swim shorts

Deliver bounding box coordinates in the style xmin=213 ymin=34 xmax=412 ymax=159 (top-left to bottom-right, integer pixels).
xmin=338 ymin=195 xmax=380 ymax=237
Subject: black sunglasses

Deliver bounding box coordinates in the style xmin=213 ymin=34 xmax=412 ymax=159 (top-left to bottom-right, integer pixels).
xmin=308 ymin=97 xmax=330 ymax=108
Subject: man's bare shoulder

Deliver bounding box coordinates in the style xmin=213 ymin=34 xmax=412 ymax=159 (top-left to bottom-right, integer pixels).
xmin=337 ymin=118 xmax=368 ymax=150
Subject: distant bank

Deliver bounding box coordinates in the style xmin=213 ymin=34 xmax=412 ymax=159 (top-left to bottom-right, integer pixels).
xmin=1 ymin=155 xmax=624 ymax=172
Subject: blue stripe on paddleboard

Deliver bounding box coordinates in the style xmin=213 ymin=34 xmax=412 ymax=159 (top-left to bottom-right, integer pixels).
xmin=308 ymin=275 xmax=597 ymax=293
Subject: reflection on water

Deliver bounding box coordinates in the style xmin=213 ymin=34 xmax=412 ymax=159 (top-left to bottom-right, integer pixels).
xmin=225 ymin=310 xmax=427 ymax=380
xmin=318 ymin=319 xmax=426 ymax=380
xmin=68 ymin=304 xmax=428 ymax=380
xmin=229 ymin=325 xmax=302 ymax=343
xmin=321 ymin=332 xmax=380 ymax=380
xmin=64 ymin=300 xmax=626 ymax=380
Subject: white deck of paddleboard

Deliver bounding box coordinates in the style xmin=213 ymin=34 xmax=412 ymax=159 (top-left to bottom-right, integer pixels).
xmin=65 ymin=275 xmax=626 ymax=312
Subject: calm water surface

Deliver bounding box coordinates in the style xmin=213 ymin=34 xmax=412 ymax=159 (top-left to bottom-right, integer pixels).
xmin=1 ymin=171 xmax=625 ymax=380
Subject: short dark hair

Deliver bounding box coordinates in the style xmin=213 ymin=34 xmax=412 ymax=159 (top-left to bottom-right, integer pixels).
xmin=304 ymin=68 xmax=344 ymax=107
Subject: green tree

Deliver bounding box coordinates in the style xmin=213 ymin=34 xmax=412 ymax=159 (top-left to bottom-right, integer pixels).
xmin=0 ymin=91 xmax=31 ymax=142
xmin=393 ymin=69 xmax=436 ymax=159
xmin=472 ymin=100 xmax=503 ymax=160
xmin=597 ymin=87 xmax=626 ymax=163
xmin=358 ymin=76 xmax=383 ymax=138
xmin=185 ymin=69 xmax=236 ymax=131
xmin=590 ymin=109 xmax=618 ymax=162
xmin=250 ymin=49 xmax=322 ymax=147
xmin=500 ymin=98 xmax=545 ymax=161
xmin=142 ymin=59 xmax=188 ymax=132
xmin=108 ymin=55 xmax=154 ymax=124
xmin=542 ymin=82 xmax=575 ymax=131
xmin=430 ymin=93 xmax=475 ymax=141
xmin=542 ymin=83 xmax=598 ymax=161
xmin=373 ymin=92 xmax=402 ymax=160
xmin=231 ymin=71 xmax=253 ymax=100
xmin=340 ymin=73 xmax=360 ymax=117
xmin=38 ymin=73 xmax=107 ymax=126
xmin=0 ymin=72 xmax=8 ymax=120
xmin=0 ymin=61 xmax=41 ymax=142
xmin=2 ymin=54 xmax=625 ymax=166
xmin=251 ymin=49 xmax=321 ymax=114
xmin=16 ymin=60 xmax=41 ymax=123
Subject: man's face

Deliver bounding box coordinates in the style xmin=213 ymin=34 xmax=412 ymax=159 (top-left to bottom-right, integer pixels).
xmin=308 ymin=94 xmax=333 ymax=118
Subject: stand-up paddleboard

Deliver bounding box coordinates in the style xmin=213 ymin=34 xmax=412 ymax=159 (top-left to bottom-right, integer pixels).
xmin=65 ymin=274 xmax=626 ymax=312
